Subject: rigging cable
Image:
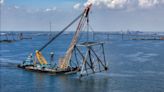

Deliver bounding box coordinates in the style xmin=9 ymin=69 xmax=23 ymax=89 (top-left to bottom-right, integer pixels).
xmin=39 ymin=12 xmax=85 ymax=51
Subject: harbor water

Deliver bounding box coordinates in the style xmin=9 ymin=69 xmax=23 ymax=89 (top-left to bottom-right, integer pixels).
xmin=0 ymin=32 xmax=164 ymax=92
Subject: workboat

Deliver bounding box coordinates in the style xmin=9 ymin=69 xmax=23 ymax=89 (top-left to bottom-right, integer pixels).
xmin=18 ymin=4 xmax=108 ymax=78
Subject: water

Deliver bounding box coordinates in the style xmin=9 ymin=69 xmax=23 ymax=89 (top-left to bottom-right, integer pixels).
xmin=0 ymin=32 xmax=164 ymax=92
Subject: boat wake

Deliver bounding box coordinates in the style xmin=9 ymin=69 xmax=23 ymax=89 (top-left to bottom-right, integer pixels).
xmin=0 ymin=58 xmax=20 ymax=68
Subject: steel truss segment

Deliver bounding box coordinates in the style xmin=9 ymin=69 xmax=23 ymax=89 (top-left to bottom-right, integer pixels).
xmin=75 ymin=42 xmax=108 ymax=78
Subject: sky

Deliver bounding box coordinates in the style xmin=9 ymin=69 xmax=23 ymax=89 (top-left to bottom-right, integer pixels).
xmin=0 ymin=0 xmax=164 ymax=32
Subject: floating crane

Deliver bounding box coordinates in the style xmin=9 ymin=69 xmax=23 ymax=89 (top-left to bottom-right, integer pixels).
xmin=18 ymin=4 xmax=108 ymax=78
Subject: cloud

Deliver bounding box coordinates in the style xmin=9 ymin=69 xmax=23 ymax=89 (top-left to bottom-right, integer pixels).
xmin=73 ymin=3 xmax=81 ymax=10
xmin=85 ymin=0 xmax=164 ymax=9
xmin=87 ymin=0 xmax=128 ymax=9
xmin=45 ymin=7 xmax=57 ymax=12
xmin=14 ymin=5 xmax=20 ymax=9
xmin=0 ymin=0 xmax=4 ymax=4
xmin=138 ymin=0 xmax=163 ymax=8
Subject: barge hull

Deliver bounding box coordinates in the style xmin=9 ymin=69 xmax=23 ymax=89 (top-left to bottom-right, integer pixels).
xmin=17 ymin=64 xmax=80 ymax=74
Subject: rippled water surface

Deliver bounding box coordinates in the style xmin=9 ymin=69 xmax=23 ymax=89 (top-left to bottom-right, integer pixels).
xmin=0 ymin=32 xmax=164 ymax=92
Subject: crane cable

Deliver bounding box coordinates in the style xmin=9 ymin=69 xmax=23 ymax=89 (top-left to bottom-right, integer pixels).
xmin=35 ymin=4 xmax=92 ymax=65
xmin=33 ymin=12 xmax=84 ymax=65
xmin=38 ymin=12 xmax=85 ymax=51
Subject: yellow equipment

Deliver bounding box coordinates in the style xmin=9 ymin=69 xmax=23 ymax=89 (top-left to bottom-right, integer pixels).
xmin=35 ymin=50 xmax=48 ymax=65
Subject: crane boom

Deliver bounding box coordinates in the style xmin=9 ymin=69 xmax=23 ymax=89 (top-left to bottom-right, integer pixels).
xmin=35 ymin=4 xmax=92 ymax=65
xmin=39 ymin=12 xmax=84 ymax=52
xmin=59 ymin=4 xmax=92 ymax=69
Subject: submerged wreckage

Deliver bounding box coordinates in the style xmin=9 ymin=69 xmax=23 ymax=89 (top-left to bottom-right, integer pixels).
xmin=18 ymin=4 xmax=108 ymax=78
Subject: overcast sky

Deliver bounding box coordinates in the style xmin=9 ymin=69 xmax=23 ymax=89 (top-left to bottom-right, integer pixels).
xmin=0 ymin=0 xmax=164 ymax=32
